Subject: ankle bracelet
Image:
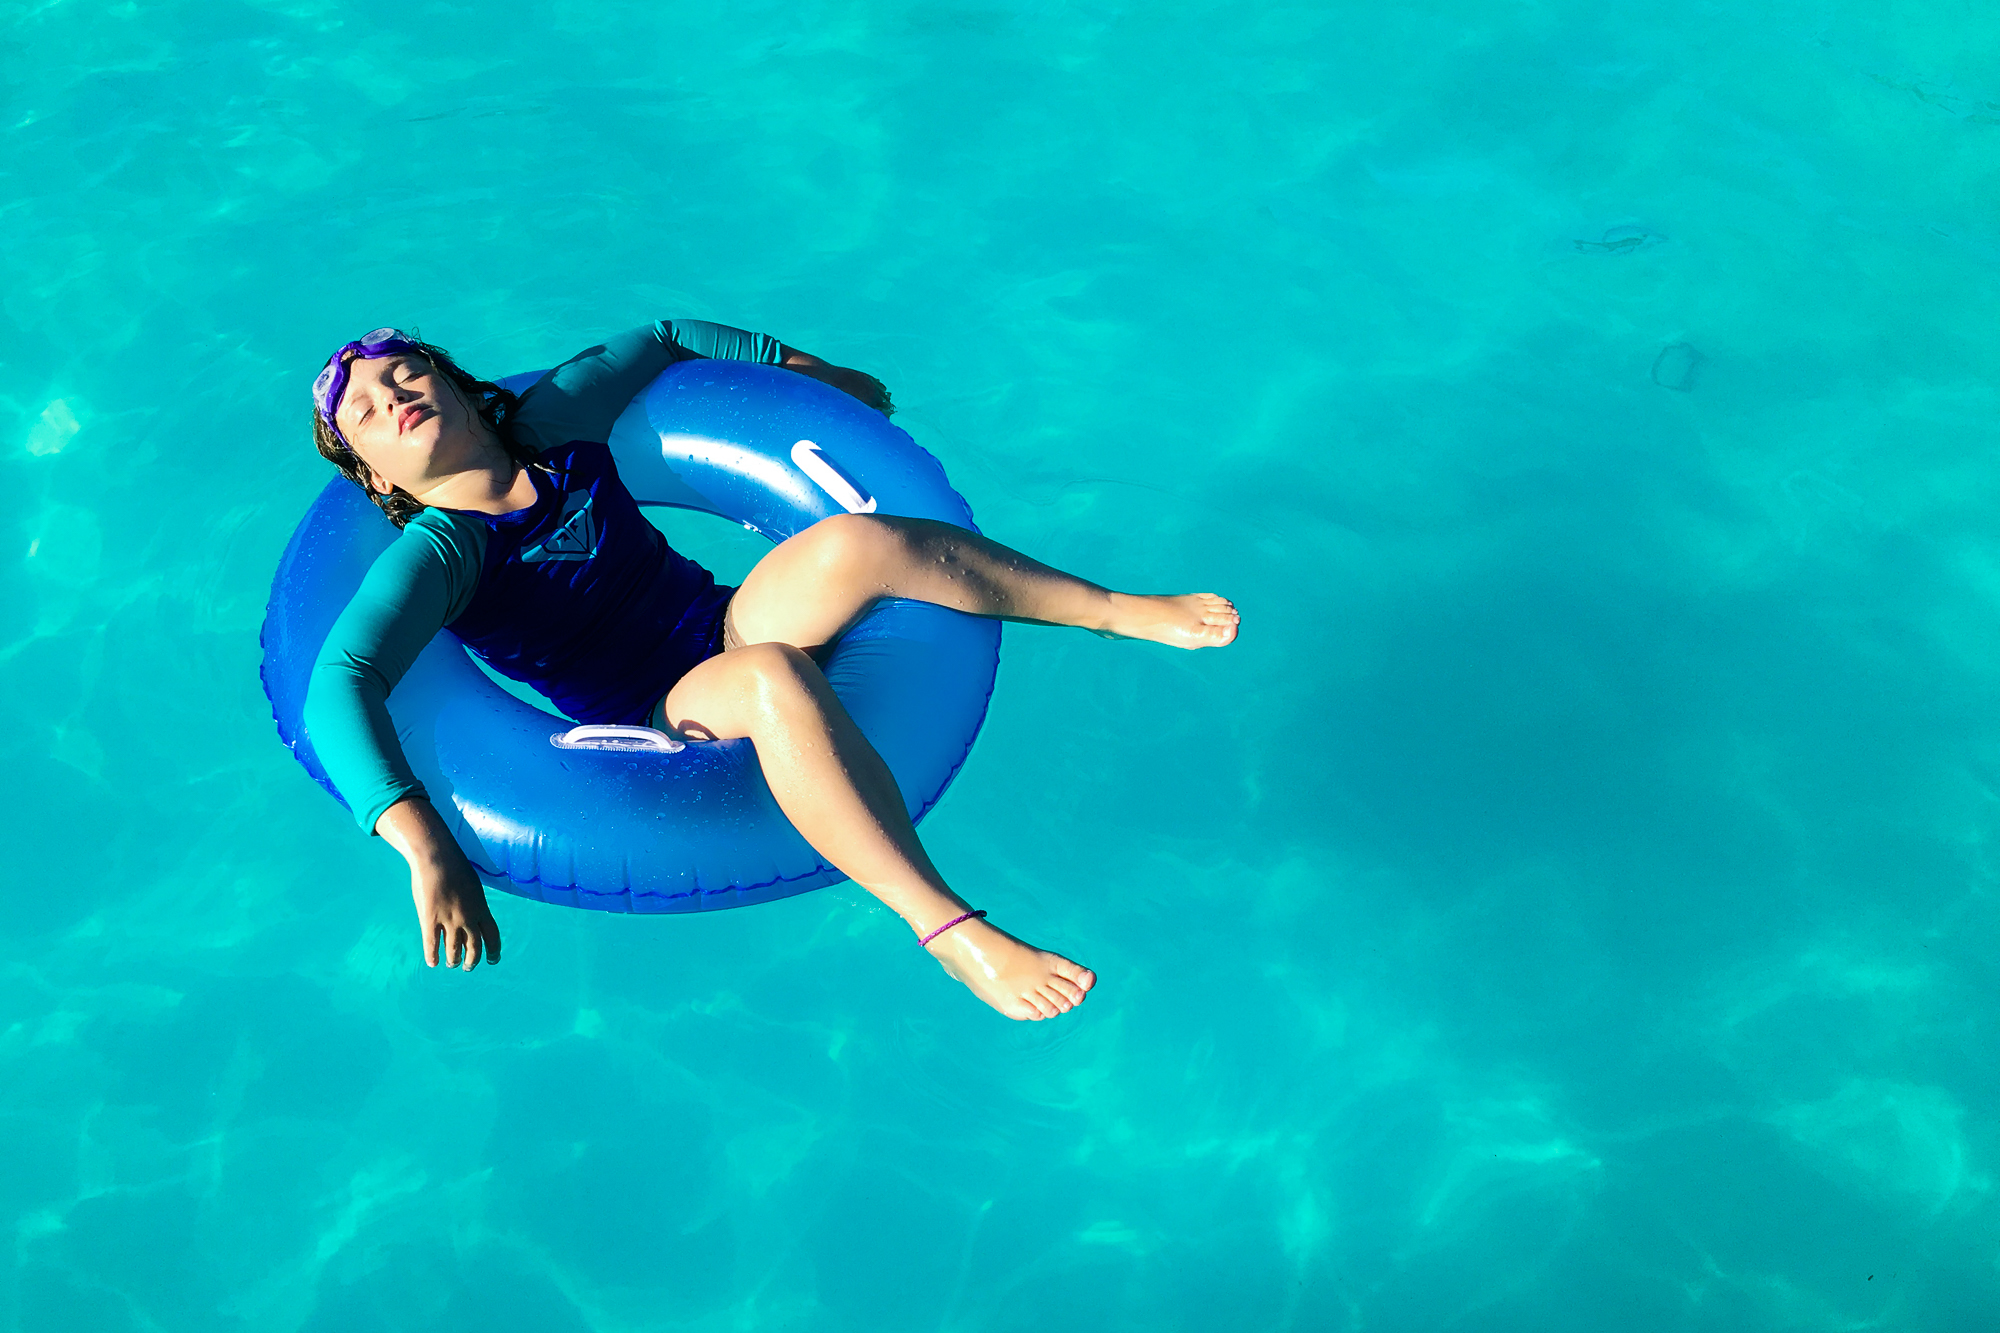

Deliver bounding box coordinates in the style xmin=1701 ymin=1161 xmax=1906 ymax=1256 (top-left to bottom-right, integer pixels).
xmin=919 ymin=910 xmax=986 ymax=948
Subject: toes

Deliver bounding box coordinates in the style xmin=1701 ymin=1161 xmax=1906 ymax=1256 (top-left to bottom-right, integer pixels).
xmin=971 ymin=951 xmax=1098 ymax=1019
xmin=1170 ymin=593 xmax=1239 ymax=648
xmin=1013 ymin=995 xmax=1052 ymax=1020
xmin=1052 ymin=958 xmax=1096 ymax=990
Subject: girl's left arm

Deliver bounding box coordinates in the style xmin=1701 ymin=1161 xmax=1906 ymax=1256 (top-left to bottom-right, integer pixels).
xmin=662 ymin=319 xmax=893 ymax=414
xmin=774 ymin=345 xmax=894 ymax=415
xmin=513 ymin=320 xmax=892 ymax=453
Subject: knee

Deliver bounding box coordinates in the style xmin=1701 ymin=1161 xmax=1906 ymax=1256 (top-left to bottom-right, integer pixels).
xmin=729 ymin=640 xmax=819 ymax=694
xmin=803 ymin=512 xmax=908 ymax=576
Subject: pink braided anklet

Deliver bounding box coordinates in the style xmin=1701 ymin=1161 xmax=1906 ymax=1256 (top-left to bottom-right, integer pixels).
xmin=919 ymin=909 xmax=986 ymax=948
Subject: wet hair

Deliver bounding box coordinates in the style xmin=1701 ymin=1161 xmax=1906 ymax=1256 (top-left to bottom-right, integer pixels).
xmin=311 ymin=335 xmax=537 ymax=528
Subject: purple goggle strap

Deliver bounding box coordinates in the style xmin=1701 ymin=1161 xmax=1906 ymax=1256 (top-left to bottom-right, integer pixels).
xmin=312 ymin=327 xmax=422 ymax=444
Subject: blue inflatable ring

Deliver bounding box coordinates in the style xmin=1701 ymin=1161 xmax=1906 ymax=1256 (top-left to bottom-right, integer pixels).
xmin=260 ymin=360 xmax=1001 ymax=913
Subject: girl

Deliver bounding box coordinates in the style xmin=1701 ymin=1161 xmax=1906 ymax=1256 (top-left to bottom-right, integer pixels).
xmin=304 ymin=320 xmax=1238 ymax=1020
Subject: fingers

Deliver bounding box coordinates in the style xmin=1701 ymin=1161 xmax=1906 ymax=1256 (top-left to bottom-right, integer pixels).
xmin=430 ymin=917 xmax=499 ymax=972
xmin=453 ymin=903 xmax=501 ymax=971
xmin=414 ymin=874 xmax=500 ymax=973
xmin=447 ymin=921 xmax=483 ymax=971
xmin=424 ymin=913 xmax=472 ymax=971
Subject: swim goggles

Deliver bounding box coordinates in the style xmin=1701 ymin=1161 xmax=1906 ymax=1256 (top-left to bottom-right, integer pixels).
xmin=312 ymin=327 xmax=422 ymax=444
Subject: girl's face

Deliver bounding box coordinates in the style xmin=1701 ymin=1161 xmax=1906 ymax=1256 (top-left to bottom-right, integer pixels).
xmin=335 ymin=352 xmax=482 ymax=496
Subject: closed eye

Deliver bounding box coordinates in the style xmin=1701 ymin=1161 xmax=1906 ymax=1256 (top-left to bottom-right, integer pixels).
xmin=344 ymin=358 xmax=425 ymax=426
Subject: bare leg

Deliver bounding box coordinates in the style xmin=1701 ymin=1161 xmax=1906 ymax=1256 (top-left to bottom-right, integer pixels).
xmin=661 ymin=642 xmax=1096 ymax=1020
xmin=675 ymin=514 xmax=1234 ymax=1018
xmin=725 ymin=513 xmax=1240 ymax=655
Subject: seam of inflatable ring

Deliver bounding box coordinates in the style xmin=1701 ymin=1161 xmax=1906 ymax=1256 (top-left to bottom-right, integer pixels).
xmin=481 ymin=852 xmax=843 ymax=900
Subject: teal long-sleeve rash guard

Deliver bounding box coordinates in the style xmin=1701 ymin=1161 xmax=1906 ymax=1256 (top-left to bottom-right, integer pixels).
xmin=302 ymin=318 xmax=786 ymax=835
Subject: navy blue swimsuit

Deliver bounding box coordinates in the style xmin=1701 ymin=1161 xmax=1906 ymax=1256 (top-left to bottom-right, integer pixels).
xmin=304 ymin=319 xmax=786 ymax=833
xmin=447 ymin=439 xmax=733 ymax=726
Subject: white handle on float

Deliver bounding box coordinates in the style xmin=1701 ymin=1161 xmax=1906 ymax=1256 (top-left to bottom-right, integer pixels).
xmin=550 ymin=724 xmax=686 ymax=753
xmin=791 ymin=439 xmax=877 ymax=514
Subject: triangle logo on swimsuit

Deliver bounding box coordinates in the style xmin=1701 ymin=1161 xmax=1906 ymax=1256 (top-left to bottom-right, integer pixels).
xmin=521 ymin=488 xmax=599 ymax=563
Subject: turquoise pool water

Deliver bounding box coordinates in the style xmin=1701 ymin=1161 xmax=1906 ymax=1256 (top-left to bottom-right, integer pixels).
xmin=7 ymin=1 xmax=2000 ymax=1328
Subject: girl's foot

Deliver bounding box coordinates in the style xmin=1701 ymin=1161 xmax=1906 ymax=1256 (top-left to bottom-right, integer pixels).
xmin=1098 ymin=592 xmax=1240 ymax=648
xmin=926 ymin=917 xmax=1097 ymax=1020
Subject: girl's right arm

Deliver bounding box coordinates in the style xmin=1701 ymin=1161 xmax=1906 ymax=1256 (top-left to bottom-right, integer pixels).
xmin=302 ymin=517 xmax=499 ymax=970
xmin=376 ymin=794 xmax=499 ymax=971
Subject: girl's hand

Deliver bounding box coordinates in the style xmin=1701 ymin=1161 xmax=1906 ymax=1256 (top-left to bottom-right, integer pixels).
xmin=411 ymin=852 xmax=501 ymax=970
xmin=376 ymin=796 xmax=502 ymax=971
xmin=812 ymin=365 xmax=894 ymax=415
xmin=778 ymin=350 xmax=895 ymax=415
